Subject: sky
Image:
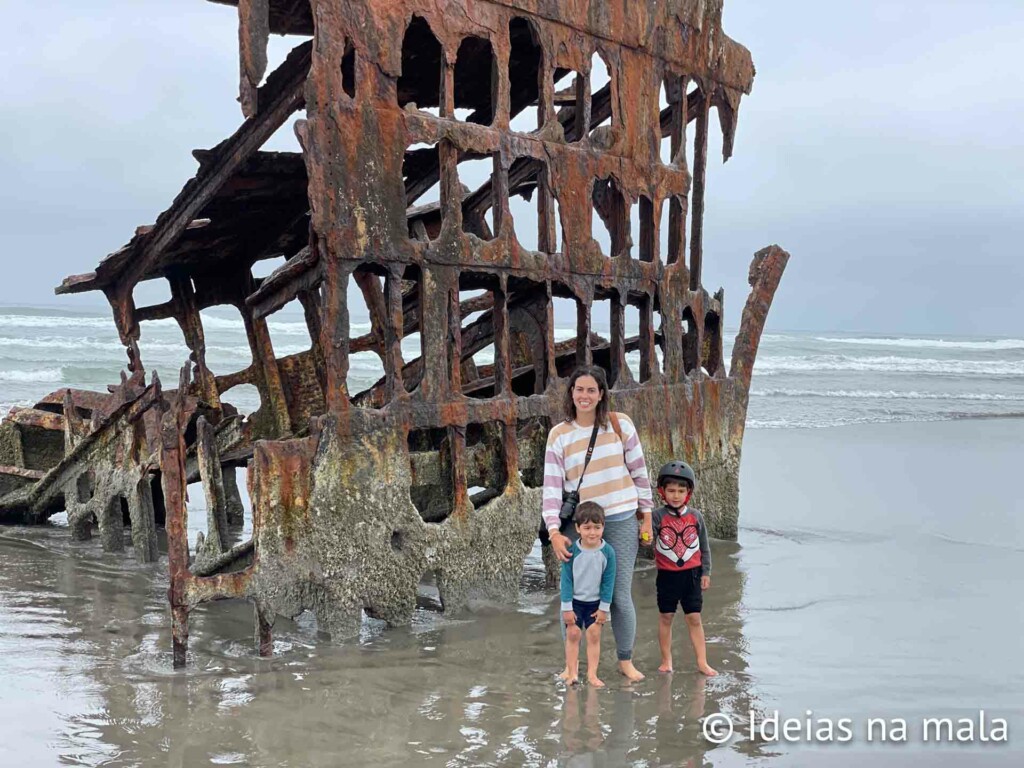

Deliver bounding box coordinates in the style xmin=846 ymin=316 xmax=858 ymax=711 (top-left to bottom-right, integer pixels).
xmin=0 ymin=0 xmax=1021 ymax=335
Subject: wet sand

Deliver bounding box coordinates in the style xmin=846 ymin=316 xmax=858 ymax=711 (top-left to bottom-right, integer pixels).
xmin=0 ymin=418 xmax=1020 ymax=766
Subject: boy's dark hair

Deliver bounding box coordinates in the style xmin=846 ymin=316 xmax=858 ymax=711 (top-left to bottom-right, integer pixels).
xmin=574 ymin=501 xmax=605 ymax=526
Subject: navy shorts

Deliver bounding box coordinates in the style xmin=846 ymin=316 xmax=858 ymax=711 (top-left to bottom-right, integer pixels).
xmin=656 ymin=568 xmax=703 ymax=615
xmin=570 ymin=599 xmax=602 ymax=630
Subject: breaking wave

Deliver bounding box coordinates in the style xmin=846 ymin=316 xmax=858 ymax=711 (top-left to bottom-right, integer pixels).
xmin=751 ymin=388 xmax=1024 ymax=402
xmin=815 ymin=336 xmax=1024 ymax=351
xmin=756 ymin=356 xmax=1024 ymax=377
xmin=0 ymin=368 xmax=63 ymax=383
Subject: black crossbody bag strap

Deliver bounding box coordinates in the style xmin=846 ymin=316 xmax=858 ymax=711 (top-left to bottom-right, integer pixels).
xmin=574 ymin=423 xmax=601 ymax=494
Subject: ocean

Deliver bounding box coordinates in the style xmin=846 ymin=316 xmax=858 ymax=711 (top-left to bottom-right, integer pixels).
xmin=2 ymin=304 xmax=1022 ymax=430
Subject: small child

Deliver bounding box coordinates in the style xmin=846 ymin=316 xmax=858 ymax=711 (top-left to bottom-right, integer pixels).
xmin=559 ymin=501 xmax=617 ymax=687
xmin=652 ymin=461 xmax=716 ymax=676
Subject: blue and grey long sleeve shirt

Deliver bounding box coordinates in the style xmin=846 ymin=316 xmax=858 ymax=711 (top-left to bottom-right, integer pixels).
xmin=559 ymin=540 xmax=617 ymax=612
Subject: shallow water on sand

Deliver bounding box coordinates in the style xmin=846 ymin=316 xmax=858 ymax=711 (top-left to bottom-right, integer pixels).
xmin=0 ymin=419 xmax=1021 ymax=766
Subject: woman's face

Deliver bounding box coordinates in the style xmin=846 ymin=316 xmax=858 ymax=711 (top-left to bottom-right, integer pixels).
xmin=572 ymin=375 xmax=602 ymax=417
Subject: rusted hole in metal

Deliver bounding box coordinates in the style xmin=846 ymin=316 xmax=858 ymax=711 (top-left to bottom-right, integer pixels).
xmin=416 ymin=570 xmax=444 ymax=612
xmin=401 ymin=265 xmax=425 ymax=395
xmin=341 ymin=38 xmax=355 ymax=99
xmin=703 ymin=311 xmax=722 ymax=377
xmin=132 ymin=277 xmax=173 ymax=308
xmin=508 ymin=157 xmax=561 ymax=253
xmin=638 ymin=196 xmax=656 ymax=262
xmin=404 ymin=142 xmax=442 ymax=233
xmin=588 ymin=51 xmax=613 ymax=145
xmin=221 ymin=383 xmax=262 ymax=416
xmin=398 ymin=16 xmax=442 ymax=116
xmin=465 ymin=421 xmax=507 ymax=507
xmin=458 ymin=283 xmax=494 ymax=399
xmin=662 ymin=195 xmax=687 ymax=265
xmin=551 ymin=293 xmax=581 ymax=374
xmin=682 ymin=306 xmax=699 ymax=374
xmin=251 ymin=255 xmax=288 ymax=280
xmin=552 ymin=67 xmax=584 ymax=142
xmin=624 ymin=302 xmax=641 ymax=380
xmin=408 ymin=427 xmax=452 ymax=523
xmin=589 ymin=293 xmax=613 ymax=381
xmin=454 ymin=36 xmax=496 ymax=125
xmin=591 ymin=177 xmax=627 ymax=258
xmin=348 ymin=268 xmax=386 ymax=402
xmin=76 ymin=470 xmax=95 ymax=503
xmin=457 ymin=156 xmax=497 ymax=240
xmin=151 ymin=475 xmax=166 ymax=526
xmin=390 ymin=530 xmax=404 ymax=552
xmin=117 ymin=495 xmax=131 ymax=526
xmin=516 ymin=416 xmax=550 ymax=488
xmin=508 ymin=17 xmax=542 ymax=133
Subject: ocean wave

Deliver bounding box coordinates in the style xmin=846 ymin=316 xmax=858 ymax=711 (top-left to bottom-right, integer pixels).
xmin=751 ymin=388 xmax=1024 ymax=402
xmin=815 ymin=336 xmax=1024 ymax=351
xmin=0 ymin=314 xmax=113 ymax=330
xmin=747 ymin=411 xmax=1024 ymax=430
xmin=0 ymin=368 xmax=63 ymax=383
xmin=756 ymin=355 xmax=1024 ymax=376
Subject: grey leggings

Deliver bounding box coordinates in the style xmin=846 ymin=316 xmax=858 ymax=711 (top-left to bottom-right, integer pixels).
xmin=564 ymin=514 xmax=639 ymax=661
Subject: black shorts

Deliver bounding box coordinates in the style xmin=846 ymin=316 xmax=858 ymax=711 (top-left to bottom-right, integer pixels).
xmin=571 ymin=599 xmax=602 ymax=630
xmin=656 ymin=568 xmax=703 ymax=615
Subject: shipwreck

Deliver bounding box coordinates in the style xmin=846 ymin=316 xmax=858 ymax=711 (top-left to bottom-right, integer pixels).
xmin=0 ymin=0 xmax=787 ymax=667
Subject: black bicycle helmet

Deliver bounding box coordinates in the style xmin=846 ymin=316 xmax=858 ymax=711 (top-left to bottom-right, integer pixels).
xmin=657 ymin=460 xmax=696 ymax=490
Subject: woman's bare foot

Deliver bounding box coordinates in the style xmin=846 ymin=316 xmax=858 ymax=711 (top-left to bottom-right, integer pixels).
xmin=587 ymin=675 xmax=605 ymax=688
xmin=657 ymin=662 xmax=673 ymax=674
xmin=558 ymin=668 xmax=572 ymax=682
xmin=697 ymin=662 xmax=718 ymax=677
xmin=618 ymin=660 xmax=645 ymax=682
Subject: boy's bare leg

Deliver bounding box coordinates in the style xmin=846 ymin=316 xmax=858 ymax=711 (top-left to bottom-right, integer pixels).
xmin=563 ymin=624 xmax=582 ymax=684
xmin=658 ymin=612 xmax=675 ymax=673
xmin=585 ymin=623 xmax=605 ymax=687
xmin=684 ymin=612 xmax=717 ymax=676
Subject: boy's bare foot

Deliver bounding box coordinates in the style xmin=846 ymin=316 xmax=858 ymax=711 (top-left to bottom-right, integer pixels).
xmin=697 ymin=662 xmax=718 ymax=677
xmin=587 ymin=675 xmax=605 ymax=688
xmin=658 ymin=662 xmax=673 ymax=673
xmin=618 ymin=660 xmax=645 ymax=682
xmin=558 ymin=668 xmax=572 ymax=682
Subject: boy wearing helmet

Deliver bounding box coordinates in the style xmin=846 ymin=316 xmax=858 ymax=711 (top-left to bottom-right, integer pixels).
xmin=652 ymin=460 xmax=716 ymax=676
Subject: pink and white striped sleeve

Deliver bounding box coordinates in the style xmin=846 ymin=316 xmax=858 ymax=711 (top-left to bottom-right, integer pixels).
xmin=542 ymin=429 xmax=566 ymax=531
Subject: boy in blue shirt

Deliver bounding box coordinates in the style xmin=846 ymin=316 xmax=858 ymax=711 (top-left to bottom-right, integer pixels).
xmin=560 ymin=502 xmax=617 ymax=687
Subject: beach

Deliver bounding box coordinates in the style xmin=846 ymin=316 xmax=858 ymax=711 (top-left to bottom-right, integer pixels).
xmin=1 ymin=415 xmax=1020 ymax=766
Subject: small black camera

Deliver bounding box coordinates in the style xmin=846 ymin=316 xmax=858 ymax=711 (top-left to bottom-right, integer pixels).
xmin=559 ymin=491 xmax=580 ymax=522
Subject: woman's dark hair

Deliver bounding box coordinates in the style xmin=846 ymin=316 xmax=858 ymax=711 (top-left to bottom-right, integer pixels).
xmin=574 ymin=501 xmax=605 ymax=527
xmin=563 ymin=366 xmax=610 ymax=427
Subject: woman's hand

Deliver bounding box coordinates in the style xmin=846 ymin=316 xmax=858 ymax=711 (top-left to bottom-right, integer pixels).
xmin=549 ymin=530 xmax=573 ymax=562
xmin=639 ymin=513 xmax=653 ymax=545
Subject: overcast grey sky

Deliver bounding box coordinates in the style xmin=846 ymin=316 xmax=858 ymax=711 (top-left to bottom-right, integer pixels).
xmin=1 ymin=1 xmax=1021 ymax=335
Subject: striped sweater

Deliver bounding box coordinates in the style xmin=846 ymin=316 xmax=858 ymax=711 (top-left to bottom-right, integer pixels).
xmin=542 ymin=413 xmax=654 ymax=530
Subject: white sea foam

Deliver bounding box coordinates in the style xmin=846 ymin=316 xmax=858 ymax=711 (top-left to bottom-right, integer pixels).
xmin=0 ymin=314 xmax=114 ymax=330
xmin=815 ymin=336 xmax=1024 ymax=351
xmin=756 ymin=355 xmax=1024 ymax=376
xmin=751 ymin=388 xmax=1024 ymax=402
xmin=0 ymin=368 xmax=63 ymax=383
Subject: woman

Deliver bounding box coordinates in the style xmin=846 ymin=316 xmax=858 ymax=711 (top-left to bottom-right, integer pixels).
xmin=543 ymin=365 xmax=654 ymax=682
